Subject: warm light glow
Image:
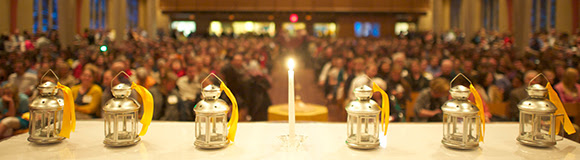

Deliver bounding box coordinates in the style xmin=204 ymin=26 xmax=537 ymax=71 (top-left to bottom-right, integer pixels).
xmin=170 ymin=21 xmax=197 ymax=36
xmin=210 ymin=21 xmax=223 ymax=36
xmin=289 ymin=14 xmax=298 ymax=23
xmin=288 ymin=59 xmax=295 ymax=69
xmin=244 ymin=21 xmax=254 ymax=32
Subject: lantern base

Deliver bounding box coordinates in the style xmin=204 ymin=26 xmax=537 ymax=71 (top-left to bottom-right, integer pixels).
xmin=104 ymin=136 xmax=141 ymax=147
xmin=346 ymin=134 xmax=380 ymax=149
xmin=517 ymin=137 xmax=556 ymax=147
xmin=441 ymin=140 xmax=479 ymax=150
xmin=27 ymin=136 xmax=65 ymax=144
xmin=346 ymin=142 xmax=380 ymax=150
xmin=194 ymin=140 xmax=230 ymax=149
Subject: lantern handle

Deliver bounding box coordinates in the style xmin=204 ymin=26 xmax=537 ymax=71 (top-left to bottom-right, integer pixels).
xmin=449 ymin=73 xmax=472 ymax=87
xmin=40 ymin=69 xmax=60 ymax=84
xmin=111 ymin=71 xmax=131 ymax=88
xmin=200 ymin=73 xmax=224 ymax=87
xmin=528 ymin=73 xmax=550 ymax=87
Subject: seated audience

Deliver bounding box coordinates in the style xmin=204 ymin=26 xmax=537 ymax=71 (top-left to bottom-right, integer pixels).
xmin=554 ymin=68 xmax=580 ymax=103
xmin=72 ymin=68 xmax=103 ymax=119
xmin=414 ymin=78 xmax=449 ymax=122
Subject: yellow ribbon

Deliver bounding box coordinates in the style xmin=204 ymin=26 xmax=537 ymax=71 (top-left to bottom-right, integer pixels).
xmin=469 ymin=84 xmax=485 ymax=142
xmin=131 ymin=82 xmax=154 ymax=136
xmin=57 ymin=82 xmax=76 ymax=138
xmin=546 ymin=82 xmax=576 ymax=135
xmin=371 ymin=82 xmax=389 ymax=136
xmin=220 ymin=83 xmax=239 ymax=142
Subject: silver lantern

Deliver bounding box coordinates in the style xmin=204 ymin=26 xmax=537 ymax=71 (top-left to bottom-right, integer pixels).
xmin=103 ymin=83 xmax=141 ymax=147
xmin=345 ymin=85 xmax=380 ymax=149
xmin=28 ymin=69 xmax=74 ymax=144
xmin=517 ymin=84 xmax=563 ymax=147
xmin=28 ymin=81 xmax=65 ymax=144
xmin=194 ymin=85 xmax=230 ymax=149
xmin=441 ymin=85 xmax=481 ymax=149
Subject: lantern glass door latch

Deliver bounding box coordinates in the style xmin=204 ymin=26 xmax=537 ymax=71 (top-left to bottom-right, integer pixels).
xmin=345 ymin=85 xmax=380 ymax=149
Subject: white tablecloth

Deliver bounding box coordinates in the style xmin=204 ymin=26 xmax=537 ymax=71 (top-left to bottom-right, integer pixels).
xmin=0 ymin=121 xmax=579 ymax=160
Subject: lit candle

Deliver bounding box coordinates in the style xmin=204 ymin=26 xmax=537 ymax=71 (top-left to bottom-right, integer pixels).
xmin=288 ymin=59 xmax=296 ymax=145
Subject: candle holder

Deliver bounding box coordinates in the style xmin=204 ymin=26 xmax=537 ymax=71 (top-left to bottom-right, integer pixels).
xmin=28 ymin=69 xmax=76 ymax=144
xmin=278 ymin=134 xmax=307 ymax=151
xmin=102 ymin=71 xmax=154 ymax=147
xmin=193 ymin=73 xmax=239 ymax=149
xmin=516 ymin=74 xmax=575 ymax=147
xmin=441 ymin=74 xmax=483 ymax=150
xmin=280 ymin=58 xmax=306 ymax=151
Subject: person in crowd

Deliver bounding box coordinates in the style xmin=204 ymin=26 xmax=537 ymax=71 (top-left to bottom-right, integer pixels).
xmin=343 ymin=57 xmax=366 ymax=101
xmin=414 ymin=78 xmax=449 ymax=122
xmin=377 ymin=58 xmax=392 ymax=81
xmin=0 ymin=83 xmax=29 ymax=139
xmin=487 ymin=58 xmax=511 ymax=98
xmin=509 ymin=70 xmax=539 ymax=120
xmin=425 ymin=56 xmax=441 ymax=77
xmin=135 ymin=68 xmax=157 ymax=89
xmin=554 ymin=68 xmax=580 ymax=103
xmin=474 ymin=71 xmax=504 ymax=104
xmin=405 ymin=59 xmax=430 ymax=91
xmin=71 ymin=68 xmax=103 ymax=119
xmin=386 ymin=64 xmax=412 ymax=110
xmin=151 ymin=72 xmax=185 ymax=121
xmin=246 ymin=65 xmax=272 ymax=121
xmin=322 ymin=56 xmax=346 ymax=102
xmin=221 ymin=54 xmax=249 ymax=121
xmin=56 ymin=63 xmax=78 ymax=87
xmin=176 ymin=65 xmax=201 ymax=121
xmin=7 ymin=60 xmax=37 ymax=96
xmin=438 ymin=59 xmax=456 ymax=81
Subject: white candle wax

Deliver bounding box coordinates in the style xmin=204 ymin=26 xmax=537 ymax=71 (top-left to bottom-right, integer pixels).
xmin=288 ymin=59 xmax=296 ymax=146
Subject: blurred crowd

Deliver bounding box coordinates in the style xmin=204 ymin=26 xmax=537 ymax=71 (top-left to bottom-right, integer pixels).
xmin=310 ymin=28 xmax=580 ymax=122
xmin=1 ymin=27 xmax=580 ymax=139
xmin=0 ymin=28 xmax=278 ymax=138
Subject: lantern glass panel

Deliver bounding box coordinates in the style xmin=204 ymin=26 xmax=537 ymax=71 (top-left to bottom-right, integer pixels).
xmin=347 ymin=115 xmax=359 ymax=142
xmin=521 ymin=112 xmax=553 ymax=142
xmin=443 ymin=114 xmax=479 ymax=143
xmin=105 ymin=112 xmax=137 ymax=141
xmin=347 ymin=115 xmax=378 ymax=144
xmin=467 ymin=117 xmax=479 ymax=141
xmin=521 ymin=113 xmax=533 ymax=135
xmin=211 ymin=115 xmax=227 ymax=142
xmin=196 ymin=116 xmax=208 ymax=141
xmin=30 ymin=110 xmax=62 ymax=138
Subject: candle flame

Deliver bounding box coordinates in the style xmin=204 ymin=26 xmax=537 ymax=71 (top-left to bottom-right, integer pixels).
xmin=288 ymin=59 xmax=295 ymax=69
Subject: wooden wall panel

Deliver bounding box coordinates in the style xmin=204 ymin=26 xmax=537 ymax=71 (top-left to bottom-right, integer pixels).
xmin=350 ymin=0 xmax=373 ymax=11
xmin=237 ymin=0 xmax=256 ymax=11
xmin=312 ymin=0 xmax=333 ymax=11
xmin=275 ymin=0 xmax=293 ymax=11
xmin=214 ymin=0 xmax=236 ymax=11
xmin=294 ymin=0 xmax=313 ymax=11
xmin=333 ymin=0 xmax=351 ymax=12
xmin=159 ymin=0 xmax=429 ymax=13
xmin=255 ymin=0 xmax=275 ymax=11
